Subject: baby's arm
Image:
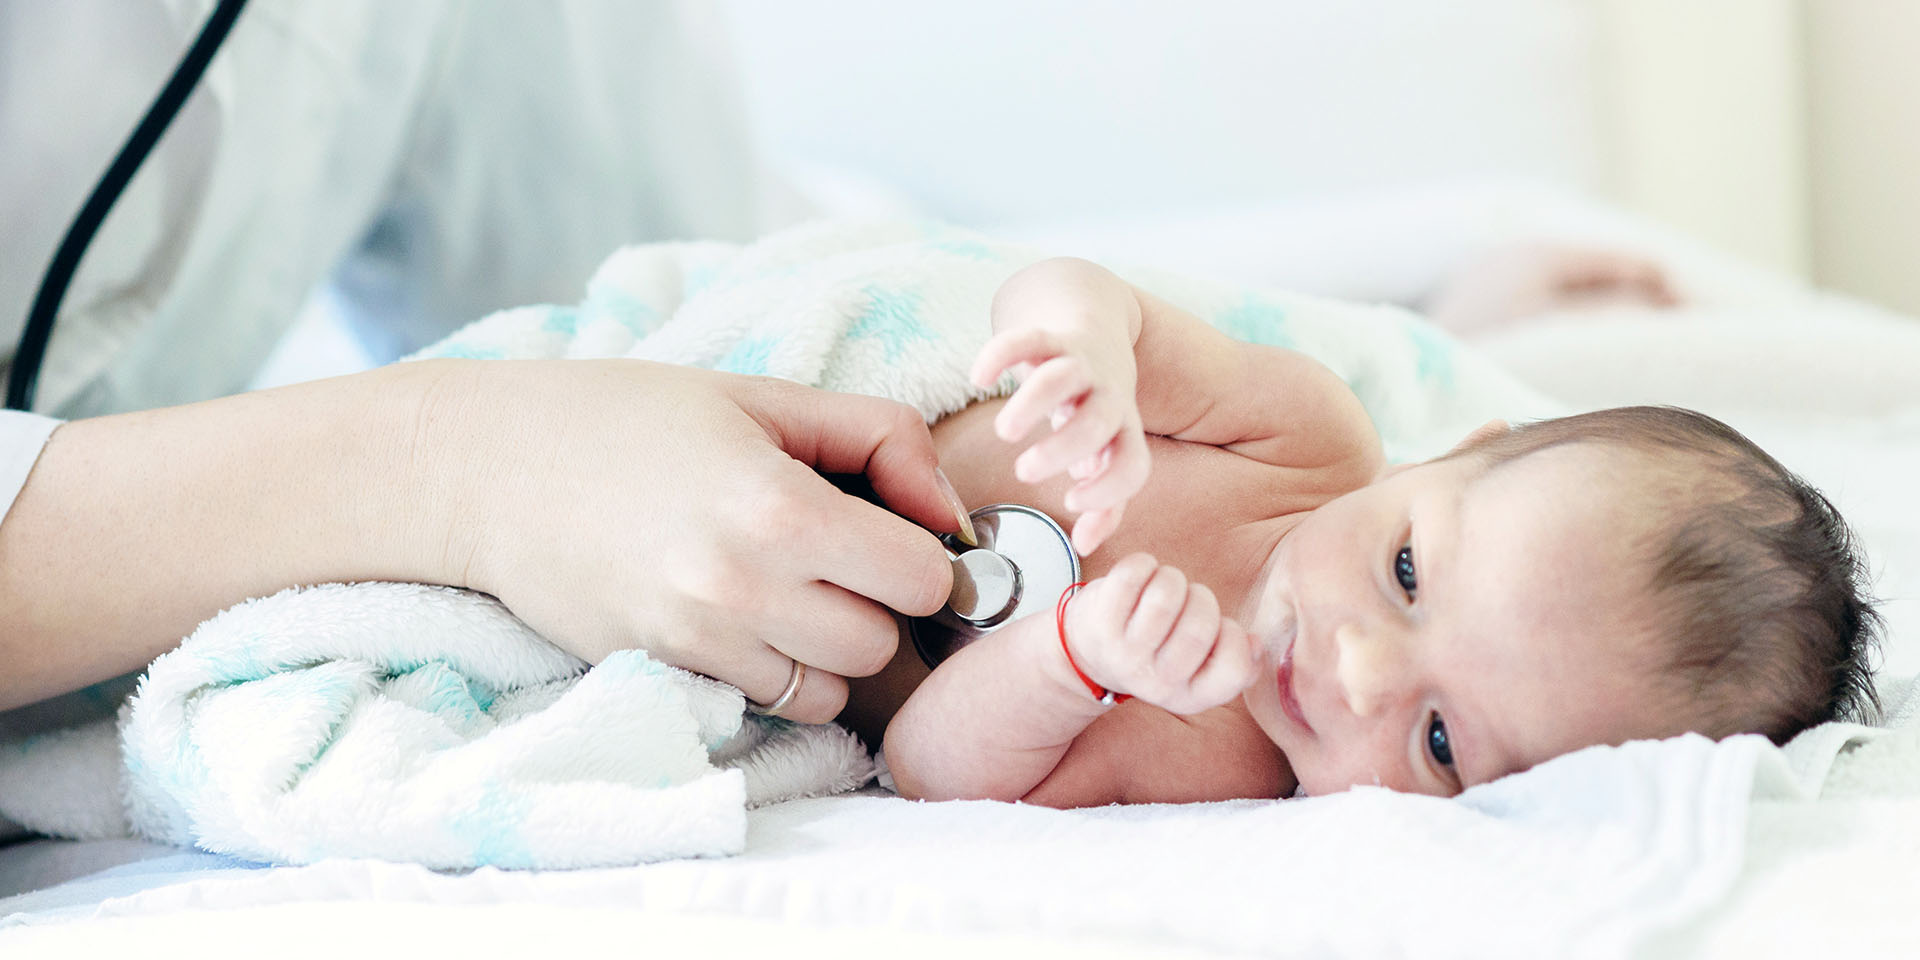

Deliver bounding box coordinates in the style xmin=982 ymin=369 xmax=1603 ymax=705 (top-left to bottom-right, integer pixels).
xmin=885 ymin=553 xmax=1257 ymax=803
xmin=978 ymin=258 xmax=1382 ymax=553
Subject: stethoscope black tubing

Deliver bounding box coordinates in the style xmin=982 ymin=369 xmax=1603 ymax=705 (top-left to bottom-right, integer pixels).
xmin=6 ymin=0 xmax=249 ymax=412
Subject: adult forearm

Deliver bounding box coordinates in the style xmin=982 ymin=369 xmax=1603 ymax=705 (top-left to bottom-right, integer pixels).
xmin=0 ymin=361 xmax=460 ymax=710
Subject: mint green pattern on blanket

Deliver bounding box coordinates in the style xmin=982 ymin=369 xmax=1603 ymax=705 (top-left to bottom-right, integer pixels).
xmin=1213 ymin=293 xmax=1295 ymax=348
xmin=1403 ymin=315 xmax=1456 ymax=389
xmin=449 ymin=784 xmax=532 ymax=868
xmin=847 ymin=285 xmax=936 ymax=361
xmin=585 ymin=279 xmax=661 ymax=335
xmin=718 ymin=336 xmax=778 ymax=376
xmin=542 ymin=307 xmax=580 ymax=336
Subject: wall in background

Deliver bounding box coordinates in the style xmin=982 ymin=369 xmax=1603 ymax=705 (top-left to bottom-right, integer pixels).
xmin=1598 ymin=0 xmax=1920 ymax=317
xmin=1804 ymin=1 xmax=1920 ymax=317
xmin=1593 ymin=0 xmax=1808 ymax=279
xmin=723 ymin=0 xmax=1918 ymax=316
xmin=721 ymin=0 xmax=1604 ymax=225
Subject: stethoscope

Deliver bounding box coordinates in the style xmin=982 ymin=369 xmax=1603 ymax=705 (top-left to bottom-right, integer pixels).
xmin=6 ymin=0 xmax=248 ymax=412
xmin=821 ymin=473 xmax=1080 ymax=667
xmin=909 ymin=503 xmax=1081 ymax=667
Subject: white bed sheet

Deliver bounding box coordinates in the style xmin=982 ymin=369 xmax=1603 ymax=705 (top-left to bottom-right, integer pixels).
xmin=0 ymin=727 xmax=1776 ymax=959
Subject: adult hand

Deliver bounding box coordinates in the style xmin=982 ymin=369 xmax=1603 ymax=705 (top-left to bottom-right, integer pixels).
xmin=424 ymin=359 xmax=964 ymax=723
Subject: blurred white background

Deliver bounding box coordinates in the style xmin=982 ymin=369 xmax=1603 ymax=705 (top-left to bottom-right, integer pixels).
xmin=261 ymin=0 xmax=1920 ymax=384
xmin=715 ymin=0 xmax=1916 ymax=315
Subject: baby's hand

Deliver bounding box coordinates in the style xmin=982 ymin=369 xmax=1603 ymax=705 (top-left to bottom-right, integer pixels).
xmin=970 ymin=325 xmax=1150 ymax=555
xmin=1061 ymin=553 xmax=1259 ymax=714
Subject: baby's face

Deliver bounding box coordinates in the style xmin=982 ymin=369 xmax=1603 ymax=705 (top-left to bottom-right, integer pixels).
xmin=1240 ymin=442 xmax=1681 ymax=798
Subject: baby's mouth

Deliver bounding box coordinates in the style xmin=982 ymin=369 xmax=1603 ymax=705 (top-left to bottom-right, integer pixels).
xmin=1274 ymin=628 xmax=1314 ymax=736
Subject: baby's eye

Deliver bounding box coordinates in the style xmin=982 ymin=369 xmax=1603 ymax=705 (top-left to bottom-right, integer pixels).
xmin=1393 ymin=544 xmax=1417 ymax=599
xmin=1426 ymin=712 xmax=1454 ymax=769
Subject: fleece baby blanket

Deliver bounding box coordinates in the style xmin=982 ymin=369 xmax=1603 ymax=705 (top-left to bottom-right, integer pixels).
xmin=0 ymin=220 xmax=1577 ymax=868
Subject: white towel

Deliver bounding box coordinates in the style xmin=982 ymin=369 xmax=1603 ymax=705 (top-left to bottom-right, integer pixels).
xmin=5 ymin=584 xmax=872 ymax=868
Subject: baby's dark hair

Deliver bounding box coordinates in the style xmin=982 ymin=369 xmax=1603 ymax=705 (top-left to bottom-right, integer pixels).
xmin=1458 ymin=406 xmax=1882 ymax=744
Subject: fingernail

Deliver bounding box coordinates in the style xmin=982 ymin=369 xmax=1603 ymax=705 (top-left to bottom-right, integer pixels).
xmin=934 ymin=467 xmax=977 ymax=546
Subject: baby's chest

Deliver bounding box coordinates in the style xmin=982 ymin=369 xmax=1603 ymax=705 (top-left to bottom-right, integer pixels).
xmin=931 ymin=398 xmax=1292 ymax=583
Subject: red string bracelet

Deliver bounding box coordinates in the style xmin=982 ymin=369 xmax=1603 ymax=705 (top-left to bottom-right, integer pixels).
xmin=1055 ymin=581 xmax=1131 ymax=706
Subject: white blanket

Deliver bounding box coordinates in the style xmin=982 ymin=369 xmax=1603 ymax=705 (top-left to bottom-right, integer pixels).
xmin=0 ymin=221 xmax=1818 ymax=904
xmin=2 ymin=584 xmax=875 ymax=868
xmin=0 ymin=734 xmax=1801 ymax=958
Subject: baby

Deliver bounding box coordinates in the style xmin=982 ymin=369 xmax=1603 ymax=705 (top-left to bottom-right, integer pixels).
xmin=834 ymin=257 xmax=1881 ymax=805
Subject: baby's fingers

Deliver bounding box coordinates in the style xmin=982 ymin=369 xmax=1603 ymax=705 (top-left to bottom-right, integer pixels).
xmin=995 ymin=357 xmax=1091 ymax=444
xmin=1064 ymin=426 xmax=1149 ymax=514
xmin=1066 ymin=552 xmax=1157 ymax=648
xmin=1185 ymin=617 xmax=1259 ymax=711
xmin=1155 ymin=582 xmax=1220 ymax=684
xmin=1070 ymin=502 xmax=1125 ymax=557
xmin=970 ymin=328 xmax=1062 ymax=388
xmin=1015 ymin=400 xmax=1121 ymax=483
xmin=1122 ymin=564 xmax=1190 ymax=662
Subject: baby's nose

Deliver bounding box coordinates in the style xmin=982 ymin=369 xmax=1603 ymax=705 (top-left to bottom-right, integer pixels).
xmin=1332 ymin=622 xmax=1415 ymax=718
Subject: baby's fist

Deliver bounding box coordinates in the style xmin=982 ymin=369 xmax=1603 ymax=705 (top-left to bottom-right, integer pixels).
xmin=1062 ymin=553 xmax=1259 ymax=714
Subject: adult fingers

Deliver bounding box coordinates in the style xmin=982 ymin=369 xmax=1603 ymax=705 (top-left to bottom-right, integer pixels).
xmin=798 ymin=468 xmax=953 ymax=617
xmin=755 ymin=579 xmax=908 ymax=680
xmin=661 ymin=612 xmax=853 ymax=725
xmin=749 ymin=382 xmax=965 ymax=542
xmin=737 ymin=639 xmax=852 ymax=725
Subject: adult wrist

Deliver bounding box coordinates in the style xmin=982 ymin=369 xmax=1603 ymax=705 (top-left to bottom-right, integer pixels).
xmin=370 ymin=359 xmax=515 ymax=595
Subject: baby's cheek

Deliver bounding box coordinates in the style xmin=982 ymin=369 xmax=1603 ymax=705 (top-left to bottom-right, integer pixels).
xmin=1296 ymin=737 xmax=1424 ymax=797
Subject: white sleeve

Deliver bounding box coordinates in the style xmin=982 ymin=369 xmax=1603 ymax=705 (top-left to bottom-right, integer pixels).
xmin=0 ymin=410 xmax=59 ymax=525
xmin=329 ymin=0 xmax=812 ymax=358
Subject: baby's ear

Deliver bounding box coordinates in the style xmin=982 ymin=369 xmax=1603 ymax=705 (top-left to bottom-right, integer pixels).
xmin=1446 ymin=419 xmax=1511 ymax=457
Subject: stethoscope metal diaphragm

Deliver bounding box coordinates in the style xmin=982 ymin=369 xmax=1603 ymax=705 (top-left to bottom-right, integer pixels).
xmin=908 ymin=503 xmax=1080 ymax=669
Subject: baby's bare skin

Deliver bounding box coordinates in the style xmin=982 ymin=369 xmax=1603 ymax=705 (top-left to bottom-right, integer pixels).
xmin=840 ymin=395 xmax=1326 ymax=800
xmin=841 ymin=257 xmax=1386 ymax=805
xmin=857 ymin=258 xmax=1699 ymax=808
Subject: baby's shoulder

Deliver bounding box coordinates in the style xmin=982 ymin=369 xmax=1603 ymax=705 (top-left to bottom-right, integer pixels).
xmin=1145 ymin=433 xmax=1361 ymax=519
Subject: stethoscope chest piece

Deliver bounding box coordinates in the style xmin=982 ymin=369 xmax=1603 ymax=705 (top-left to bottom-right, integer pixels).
xmin=909 ymin=503 xmax=1080 ymax=668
